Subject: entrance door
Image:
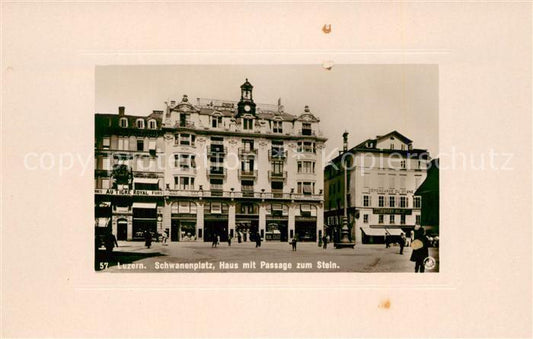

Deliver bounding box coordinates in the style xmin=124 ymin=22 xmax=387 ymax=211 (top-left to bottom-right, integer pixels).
xmin=171 ymin=220 xmax=179 ymax=242
xmin=204 ymin=220 xmax=228 ymax=242
xmin=117 ymin=221 xmax=127 ymax=240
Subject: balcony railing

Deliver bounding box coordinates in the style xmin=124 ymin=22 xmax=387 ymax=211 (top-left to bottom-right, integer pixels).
xmin=268 ymin=149 xmax=288 ymax=161
xmin=238 ymin=169 xmax=258 ymax=179
xmin=207 ymin=145 xmax=227 ymax=157
xmin=207 ymin=168 xmax=226 ymax=177
xmin=268 ymin=170 xmax=287 ymax=180
xmin=176 ymin=121 xmax=195 ymax=128
xmin=300 ymin=129 xmax=316 ymax=136
xmin=238 ymin=148 xmax=258 ymax=157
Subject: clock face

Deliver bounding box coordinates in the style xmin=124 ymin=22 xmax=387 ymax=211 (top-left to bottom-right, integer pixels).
xmin=244 ymin=105 xmax=251 ymax=112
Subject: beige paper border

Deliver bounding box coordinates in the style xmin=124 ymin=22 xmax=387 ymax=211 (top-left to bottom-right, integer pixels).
xmin=2 ymin=2 xmax=531 ymax=338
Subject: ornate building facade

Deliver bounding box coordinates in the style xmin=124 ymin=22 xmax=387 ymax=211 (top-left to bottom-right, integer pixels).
xmin=95 ymin=80 xmax=326 ymax=243
xmin=324 ymin=131 xmax=430 ymax=244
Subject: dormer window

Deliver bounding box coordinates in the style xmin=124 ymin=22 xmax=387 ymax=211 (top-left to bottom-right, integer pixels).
xmin=273 ymin=121 xmax=283 ymax=133
xmin=136 ymin=119 xmax=145 ymax=129
xmin=148 ymin=119 xmax=157 ymax=129
xmin=302 ymin=122 xmax=312 ymax=136
xmin=211 ymin=115 xmax=223 ymax=128
xmin=119 ymin=117 xmax=128 ymax=128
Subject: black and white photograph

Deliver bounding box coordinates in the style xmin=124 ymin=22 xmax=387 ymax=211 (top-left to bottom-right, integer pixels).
xmin=3 ymin=2 xmax=531 ymax=338
xmin=94 ymin=65 xmax=439 ymax=273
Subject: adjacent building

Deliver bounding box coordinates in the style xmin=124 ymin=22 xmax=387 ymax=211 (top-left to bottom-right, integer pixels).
xmin=95 ymin=79 xmax=327 ymax=243
xmin=324 ymin=131 xmax=431 ymax=244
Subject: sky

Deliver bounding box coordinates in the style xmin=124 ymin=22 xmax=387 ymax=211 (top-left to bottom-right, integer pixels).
xmin=96 ymin=65 xmax=438 ymax=158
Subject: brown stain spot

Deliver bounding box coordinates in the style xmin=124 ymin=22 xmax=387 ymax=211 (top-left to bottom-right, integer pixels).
xmin=379 ymin=299 xmax=391 ymax=309
xmin=322 ymin=24 xmax=332 ymax=34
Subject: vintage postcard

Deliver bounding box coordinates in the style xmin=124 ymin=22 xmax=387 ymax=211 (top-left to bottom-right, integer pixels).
xmin=94 ymin=65 xmax=439 ymax=273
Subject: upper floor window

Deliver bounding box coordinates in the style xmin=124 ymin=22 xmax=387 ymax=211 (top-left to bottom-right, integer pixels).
xmin=363 ymin=214 xmax=369 ymax=223
xmin=378 ymin=195 xmax=385 ymax=207
xmin=119 ymin=117 xmax=128 ymax=128
xmin=175 ymin=154 xmax=196 ymax=170
xmin=297 ymin=161 xmax=315 ymax=174
xmin=400 ymin=196 xmax=407 ymax=208
xmin=174 ymin=176 xmax=195 ymax=190
xmin=117 ymin=137 xmax=129 ymax=151
xmin=297 ymin=182 xmax=314 ymax=195
xmin=390 ymin=215 xmax=395 ymax=224
xmin=401 ymin=144 xmax=405 ymax=150
xmin=136 ymin=119 xmax=145 ymax=129
xmin=400 ymin=160 xmax=406 ymax=169
xmin=148 ymin=119 xmax=157 ymax=129
xmin=175 ymin=133 xmax=195 ymax=146
xmin=273 ymin=121 xmax=283 ymax=133
xmin=137 ymin=139 xmax=144 ymax=151
xmin=211 ymin=115 xmax=222 ymax=128
xmin=378 ymin=214 xmax=384 ymax=224
xmin=297 ymin=141 xmax=315 ymax=153
xmin=243 ymin=118 xmax=253 ymax=130
xmin=390 ymin=144 xmax=394 ymax=150
xmin=414 ymin=196 xmax=421 ymax=208
xmin=272 ymin=160 xmax=284 ymax=174
xmin=302 ymin=122 xmax=312 ymax=136
xmin=242 ymin=139 xmax=254 ymax=152
xmin=363 ymin=195 xmax=371 ymax=207
xmin=416 ymin=215 xmax=421 ymax=225
xmin=389 ymin=196 xmax=396 ymax=208
xmin=102 ymin=137 xmax=110 ymax=149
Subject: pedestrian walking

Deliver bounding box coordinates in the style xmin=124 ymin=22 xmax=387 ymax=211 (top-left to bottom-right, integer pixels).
xmin=144 ymin=230 xmax=152 ymax=249
xmin=410 ymin=226 xmax=429 ymax=272
xmin=237 ymin=232 xmax=242 ymax=243
xmin=255 ymin=232 xmax=261 ymax=248
xmin=161 ymin=230 xmax=168 ymax=246
xmin=399 ymin=232 xmax=406 ymax=255
xmin=212 ymin=234 xmax=218 ymax=248
xmin=385 ymin=233 xmax=390 ymax=248
xmin=291 ymin=237 xmax=297 ymax=251
xmin=322 ymin=235 xmax=328 ymax=249
xmin=228 ymin=235 xmax=232 ymax=247
xmin=104 ymin=232 xmax=118 ymax=260
xmin=217 ymin=235 xmax=220 ymax=246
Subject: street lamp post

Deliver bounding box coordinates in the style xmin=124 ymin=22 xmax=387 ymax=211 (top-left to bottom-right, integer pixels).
xmin=336 ymin=131 xmax=355 ymax=249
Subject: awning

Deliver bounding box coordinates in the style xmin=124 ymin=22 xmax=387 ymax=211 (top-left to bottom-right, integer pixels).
xmin=360 ymin=227 xmax=386 ymax=236
xmin=98 ymin=201 xmax=111 ymax=208
xmin=133 ymin=178 xmax=159 ymax=185
xmin=95 ymin=217 xmax=110 ymax=227
xmin=132 ymin=202 xmax=157 ymax=209
xmin=385 ymin=228 xmax=403 ymax=236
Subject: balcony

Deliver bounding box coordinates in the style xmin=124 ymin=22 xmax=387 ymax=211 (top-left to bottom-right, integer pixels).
xmin=268 ymin=170 xmax=287 ymax=181
xmin=207 ymin=167 xmax=226 ymax=178
xmin=238 ymin=148 xmax=258 ymax=157
xmin=268 ymin=149 xmax=288 ymax=161
xmin=238 ymin=169 xmax=258 ymax=179
xmin=176 ymin=121 xmax=195 ymax=128
xmin=207 ymin=145 xmax=227 ymax=157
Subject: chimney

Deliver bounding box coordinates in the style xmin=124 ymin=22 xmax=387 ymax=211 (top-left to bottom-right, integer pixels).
xmin=118 ymin=106 xmax=125 ymax=116
xmin=343 ymin=131 xmax=349 ymax=152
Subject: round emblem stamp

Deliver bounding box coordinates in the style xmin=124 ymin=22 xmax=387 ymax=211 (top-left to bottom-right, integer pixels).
xmin=424 ymin=256 xmax=436 ymax=270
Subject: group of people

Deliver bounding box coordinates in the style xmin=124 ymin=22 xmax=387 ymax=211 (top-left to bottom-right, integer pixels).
xmin=211 ymin=232 xmax=263 ymax=248
xmin=382 ymin=227 xmax=432 ymax=272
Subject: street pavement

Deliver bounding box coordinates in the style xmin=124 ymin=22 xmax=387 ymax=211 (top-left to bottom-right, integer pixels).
xmin=97 ymin=240 xmax=439 ymax=273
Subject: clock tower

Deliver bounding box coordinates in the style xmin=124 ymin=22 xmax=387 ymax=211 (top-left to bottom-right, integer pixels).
xmin=237 ymin=78 xmax=257 ymax=117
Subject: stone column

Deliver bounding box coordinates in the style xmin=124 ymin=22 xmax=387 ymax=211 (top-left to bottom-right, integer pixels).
xmin=127 ymin=215 xmax=133 ymax=241
xmin=197 ymin=201 xmax=204 ymax=241
xmin=259 ymin=203 xmax=267 ymax=239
